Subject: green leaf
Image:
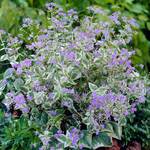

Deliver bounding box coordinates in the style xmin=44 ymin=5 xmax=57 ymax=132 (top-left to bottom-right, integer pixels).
xmin=0 ymin=0 xmax=21 ymax=32
xmin=92 ymin=132 xmax=112 ymax=149
xmin=119 ymin=117 xmax=127 ymax=126
xmin=56 ymin=134 xmax=71 ymax=148
xmin=147 ymin=22 xmax=150 ymax=31
xmin=0 ymin=80 xmax=7 ymax=94
xmin=3 ymin=68 xmax=15 ymax=79
xmin=0 ymin=54 xmax=9 ymax=61
xmin=79 ymin=130 xmax=92 ymax=148
xmin=105 ymin=122 xmax=122 ymax=140
xmin=14 ymin=78 xmax=24 ymax=90
xmin=138 ymin=15 xmax=148 ymax=21
xmin=96 ymin=86 xmax=108 ymax=95
xmin=33 ymin=91 xmax=45 ymax=105
xmin=130 ymin=4 xmax=144 ymax=14
xmin=89 ymin=83 xmax=98 ymax=92
xmin=94 ymin=0 xmax=114 ymax=5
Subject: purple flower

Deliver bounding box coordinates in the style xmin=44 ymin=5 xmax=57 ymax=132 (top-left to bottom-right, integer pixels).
xmin=79 ymin=144 xmax=84 ymax=149
xmin=61 ymin=101 xmax=72 ymax=108
xmin=90 ymin=91 xmax=105 ymax=109
xmin=60 ymin=50 xmax=76 ymax=61
xmin=68 ymin=9 xmax=77 ymax=16
xmin=51 ymin=17 xmax=64 ymax=30
xmin=14 ymin=94 xmax=26 ymax=109
xmin=131 ymin=107 xmax=137 ymax=113
xmin=26 ymin=43 xmax=35 ymax=50
xmin=40 ymin=136 xmax=50 ymax=145
xmin=124 ymin=110 xmax=129 ymax=116
xmin=12 ymin=63 xmax=19 ymax=69
xmin=27 ymin=95 xmax=33 ymax=101
xmin=7 ymin=92 xmax=14 ymax=98
xmin=16 ymin=67 xmax=23 ymax=75
xmin=48 ymin=110 xmax=57 ymax=116
xmin=90 ymin=91 xmax=128 ymax=121
xmin=68 ymin=128 xmax=80 ymax=146
xmin=62 ymin=88 xmax=74 ymax=94
xmin=66 ymin=51 xmax=76 ymax=61
xmin=34 ymin=41 xmax=44 ymax=49
xmin=46 ymin=2 xmax=56 ymax=11
xmin=128 ymin=18 xmax=139 ymax=27
xmin=38 ymin=56 xmax=45 ymax=62
xmin=54 ymin=130 xmax=63 ymax=138
xmin=21 ymin=58 xmax=32 ymax=68
xmin=22 ymin=18 xmax=33 ymax=27
xmin=109 ymin=12 xmax=120 ymax=25
xmin=138 ymin=96 xmax=145 ymax=103
xmin=94 ymin=29 xmax=101 ymax=35
xmin=50 ymin=58 xmax=57 ymax=64
xmin=33 ymin=81 xmax=47 ymax=92
xmin=35 ymin=61 xmax=42 ymax=65
xmin=21 ymin=107 xmax=29 ymax=113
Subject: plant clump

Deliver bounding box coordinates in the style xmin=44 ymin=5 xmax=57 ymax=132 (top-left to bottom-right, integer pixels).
xmin=0 ymin=3 xmax=148 ymax=150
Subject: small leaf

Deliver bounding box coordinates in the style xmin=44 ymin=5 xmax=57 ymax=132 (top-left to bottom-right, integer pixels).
xmin=119 ymin=117 xmax=127 ymax=126
xmin=0 ymin=80 xmax=7 ymax=94
xmin=89 ymin=83 xmax=98 ymax=92
xmin=3 ymin=68 xmax=15 ymax=79
xmin=96 ymin=86 xmax=108 ymax=95
xmin=33 ymin=91 xmax=45 ymax=105
xmin=14 ymin=78 xmax=24 ymax=90
xmin=0 ymin=54 xmax=9 ymax=61
xmin=147 ymin=22 xmax=150 ymax=31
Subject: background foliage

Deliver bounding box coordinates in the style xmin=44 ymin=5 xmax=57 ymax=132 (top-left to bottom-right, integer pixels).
xmin=122 ymin=95 xmax=150 ymax=150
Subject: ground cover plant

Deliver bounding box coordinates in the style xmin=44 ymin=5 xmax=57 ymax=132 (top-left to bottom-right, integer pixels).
xmin=0 ymin=2 xmax=149 ymax=150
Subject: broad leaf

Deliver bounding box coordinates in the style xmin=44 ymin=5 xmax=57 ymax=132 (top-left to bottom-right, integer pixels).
xmin=92 ymin=132 xmax=112 ymax=149
xmin=79 ymin=130 xmax=92 ymax=148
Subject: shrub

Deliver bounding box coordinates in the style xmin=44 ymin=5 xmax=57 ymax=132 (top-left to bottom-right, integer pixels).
xmin=0 ymin=3 xmax=149 ymax=149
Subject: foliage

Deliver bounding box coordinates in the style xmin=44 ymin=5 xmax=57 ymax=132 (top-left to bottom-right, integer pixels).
xmin=0 ymin=3 xmax=149 ymax=149
xmin=122 ymin=94 xmax=150 ymax=150
xmin=0 ymin=110 xmax=41 ymax=150
xmin=0 ymin=0 xmax=49 ymax=35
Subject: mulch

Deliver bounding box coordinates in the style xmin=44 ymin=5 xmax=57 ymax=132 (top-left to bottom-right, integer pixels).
xmin=97 ymin=139 xmax=141 ymax=150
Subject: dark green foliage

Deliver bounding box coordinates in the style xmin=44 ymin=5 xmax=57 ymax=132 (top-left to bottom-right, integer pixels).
xmin=0 ymin=110 xmax=41 ymax=150
xmin=0 ymin=0 xmax=48 ymax=35
xmin=122 ymin=96 xmax=150 ymax=150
